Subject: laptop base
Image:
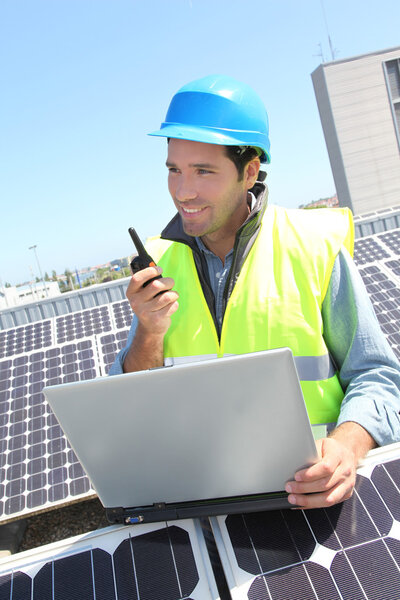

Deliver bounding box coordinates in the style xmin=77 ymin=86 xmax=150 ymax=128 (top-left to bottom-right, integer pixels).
xmin=106 ymin=492 xmax=293 ymax=525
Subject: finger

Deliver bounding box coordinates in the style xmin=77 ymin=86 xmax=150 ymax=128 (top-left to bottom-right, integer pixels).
xmin=287 ymin=458 xmax=355 ymax=496
xmin=130 ymin=266 xmax=163 ymax=290
xmin=285 ymin=472 xmax=337 ymax=496
xmin=149 ymin=290 xmax=179 ymax=311
xmin=165 ymin=300 xmax=179 ymax=317
xmin=293 ymin=457 xmax=339 ymax=484
xmin=144 ymin=300 xmax=179 ymax=330
xmin=127 ymin=275 xmax=175 ymax=308
xmin=287 ymin=479 xmax=355 ymax=509
xmin=145 ymin=276 xmax=175 ymax=298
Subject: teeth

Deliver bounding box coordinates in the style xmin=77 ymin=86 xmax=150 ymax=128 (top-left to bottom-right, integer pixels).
xmin=183 ymin=208 xmax=202 ymax=214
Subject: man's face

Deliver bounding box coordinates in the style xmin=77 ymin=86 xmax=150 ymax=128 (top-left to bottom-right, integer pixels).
xmin=166 ymin=139 xmax=253 ymax=244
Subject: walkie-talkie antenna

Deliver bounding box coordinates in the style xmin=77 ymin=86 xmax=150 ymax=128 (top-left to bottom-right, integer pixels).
xmin=128 ymin=227 xmax=147 ymax=257
xmin=128 ymin=227 xmax=160 ymax=288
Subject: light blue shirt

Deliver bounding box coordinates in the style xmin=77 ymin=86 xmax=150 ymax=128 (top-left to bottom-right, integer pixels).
xmin=109 ymin=244 xmax=400 ymax=446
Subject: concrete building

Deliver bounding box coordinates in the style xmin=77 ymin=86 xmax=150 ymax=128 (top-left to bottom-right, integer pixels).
xmin=0 ymin=281 xmax=61 ymax=311
xmin=312 ymin=46 xmax=400 ymax=215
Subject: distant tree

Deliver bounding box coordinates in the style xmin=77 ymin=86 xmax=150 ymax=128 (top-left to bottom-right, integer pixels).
xmin=44 ymin=272 xmax=50 ymax=281
xmin=51 ymin=270 xmax=57 ymax=281
xmin=63 ymin=268 xmax=74 ymax=291
xmin=96 ymin=267 xmax=109 ymax=282
xmin=5 ymin=282 xmax=11 ymax=288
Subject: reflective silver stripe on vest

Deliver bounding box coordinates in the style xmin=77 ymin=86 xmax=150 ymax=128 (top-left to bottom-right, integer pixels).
xmin=165 ymin=354 xmax=219 ymax=366
xmin=165 ymin=352 xmax=336 ymax=381
xmin=294 ymin=354 xmax=336 ymax=381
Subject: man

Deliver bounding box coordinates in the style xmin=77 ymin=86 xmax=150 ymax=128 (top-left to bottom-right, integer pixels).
xmin=110 ymin=74 xmax=400 ymax=510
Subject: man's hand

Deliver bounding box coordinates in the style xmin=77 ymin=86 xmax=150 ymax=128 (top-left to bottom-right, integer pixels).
xmin=285 ymin=421 xmax=376 ymax=509
xmin=122 ymin=266 xmax=179 ymax=373
xmin=126 ymin=266 xmax=179 ymax=336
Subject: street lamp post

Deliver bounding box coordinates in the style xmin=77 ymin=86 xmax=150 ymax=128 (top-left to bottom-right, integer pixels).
xmin=28 ymin=244 xmax=48 ymax=298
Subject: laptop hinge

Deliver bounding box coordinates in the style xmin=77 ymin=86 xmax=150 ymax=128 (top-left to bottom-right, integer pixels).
xmin=106 ymin=494 xmax=294 ymax=526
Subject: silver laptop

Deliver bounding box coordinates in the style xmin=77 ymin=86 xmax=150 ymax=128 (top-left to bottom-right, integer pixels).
xmin=43 ymin=348 xmax=318 ymax=524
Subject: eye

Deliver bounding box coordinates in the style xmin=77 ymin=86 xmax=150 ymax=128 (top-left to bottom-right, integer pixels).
xmin=197 ymin=168 xmax=212 ymax=175
xmin=167 ymin=167 xmax=180 ymax=174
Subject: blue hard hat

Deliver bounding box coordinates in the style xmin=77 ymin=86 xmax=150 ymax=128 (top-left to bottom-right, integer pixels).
xmin=149 ymin=75 xmax=271 ymax=163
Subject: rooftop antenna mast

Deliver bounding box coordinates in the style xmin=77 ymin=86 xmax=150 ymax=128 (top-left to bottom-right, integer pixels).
xmin=320 ymin=0 xmax=337 ymax=61
xmin=314 ymin=42 xmax=326 ymax=63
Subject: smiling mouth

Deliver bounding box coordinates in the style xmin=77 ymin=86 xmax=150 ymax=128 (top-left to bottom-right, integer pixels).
xmin=181 ymin=206 xmax=206 ymax=215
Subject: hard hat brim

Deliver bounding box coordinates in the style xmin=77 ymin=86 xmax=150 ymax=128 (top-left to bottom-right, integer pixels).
xmin=149 ymin=124 xmax=271 ymax=164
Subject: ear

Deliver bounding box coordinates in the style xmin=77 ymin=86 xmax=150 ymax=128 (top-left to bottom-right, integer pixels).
xmin=244 ymin=157 xmax=261 ymax=189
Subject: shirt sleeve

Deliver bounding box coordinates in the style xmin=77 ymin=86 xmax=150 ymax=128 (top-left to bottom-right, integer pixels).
xmin=322 ymin=247 xmax=400 ymax=446
xmin=107 ymin=315 xmax=138 ymax=375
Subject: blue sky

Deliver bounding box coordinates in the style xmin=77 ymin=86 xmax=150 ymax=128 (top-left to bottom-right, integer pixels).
xmin=1 ymin=0 xmax=400 ymax=286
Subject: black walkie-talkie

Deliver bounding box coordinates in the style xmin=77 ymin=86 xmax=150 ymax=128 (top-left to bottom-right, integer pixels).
xmin=128 ymin=227 xmax=162 ymax=288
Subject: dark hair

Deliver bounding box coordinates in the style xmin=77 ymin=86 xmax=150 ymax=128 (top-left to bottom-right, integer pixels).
xmin=223 ymin=146 xmax=261 ymax=181
xmin=167 ymin=138 xmax=261 ymax=182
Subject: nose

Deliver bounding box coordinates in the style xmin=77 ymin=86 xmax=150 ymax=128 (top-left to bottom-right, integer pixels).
xmin=174 ymin=175 xmax=198 ymax=203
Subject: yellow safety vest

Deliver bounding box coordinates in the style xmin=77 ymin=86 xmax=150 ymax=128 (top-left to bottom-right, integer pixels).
xmin=147 ymin=205 xmax=354 ymax=425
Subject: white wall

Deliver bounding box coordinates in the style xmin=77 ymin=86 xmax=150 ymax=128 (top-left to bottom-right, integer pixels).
xmin=0 ymin=281 xmax=61 ymax=310
xmin=312 ymin=47 xmax=400 ymax=215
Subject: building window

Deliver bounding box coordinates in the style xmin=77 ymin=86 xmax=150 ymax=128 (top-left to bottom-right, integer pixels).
xmin=395 ymin=104 xmax=400 ymax=139
xmin=384 ymin=59 xmax=400 ymax=150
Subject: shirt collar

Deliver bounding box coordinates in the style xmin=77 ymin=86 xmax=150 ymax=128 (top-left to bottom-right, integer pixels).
xmin=194 ymin=236 xmax=234 ymax=261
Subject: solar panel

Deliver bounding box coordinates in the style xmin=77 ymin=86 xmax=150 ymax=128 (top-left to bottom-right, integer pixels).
xmin=0 ymin=520 xmax=218 ymax=600
xmin=111 ymin=300 xmax=134 ymax=329
xmin=0 ymin=301 xmax=137 ymax=522
xmin=385 ymin=259 xmax=400 ymax=278
xmin=97 ymin=330 xmax=130 ymax=374
xmin=354 ymin=237 xmax=390 ymax=265
xmin=0 ymin=321 xmax=53 ymax=360
xmin=0 ymin=339 xmax=101 ymax=522
xmin=210 ymin=443 xmax=400 ymax=600
xmin=379 ymin=230 xmax=400 ymax=255
xmin=358 ymin=264 xmax=400 ymax=360
xmin=55 ymin=306 xmax=112 ymax=344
